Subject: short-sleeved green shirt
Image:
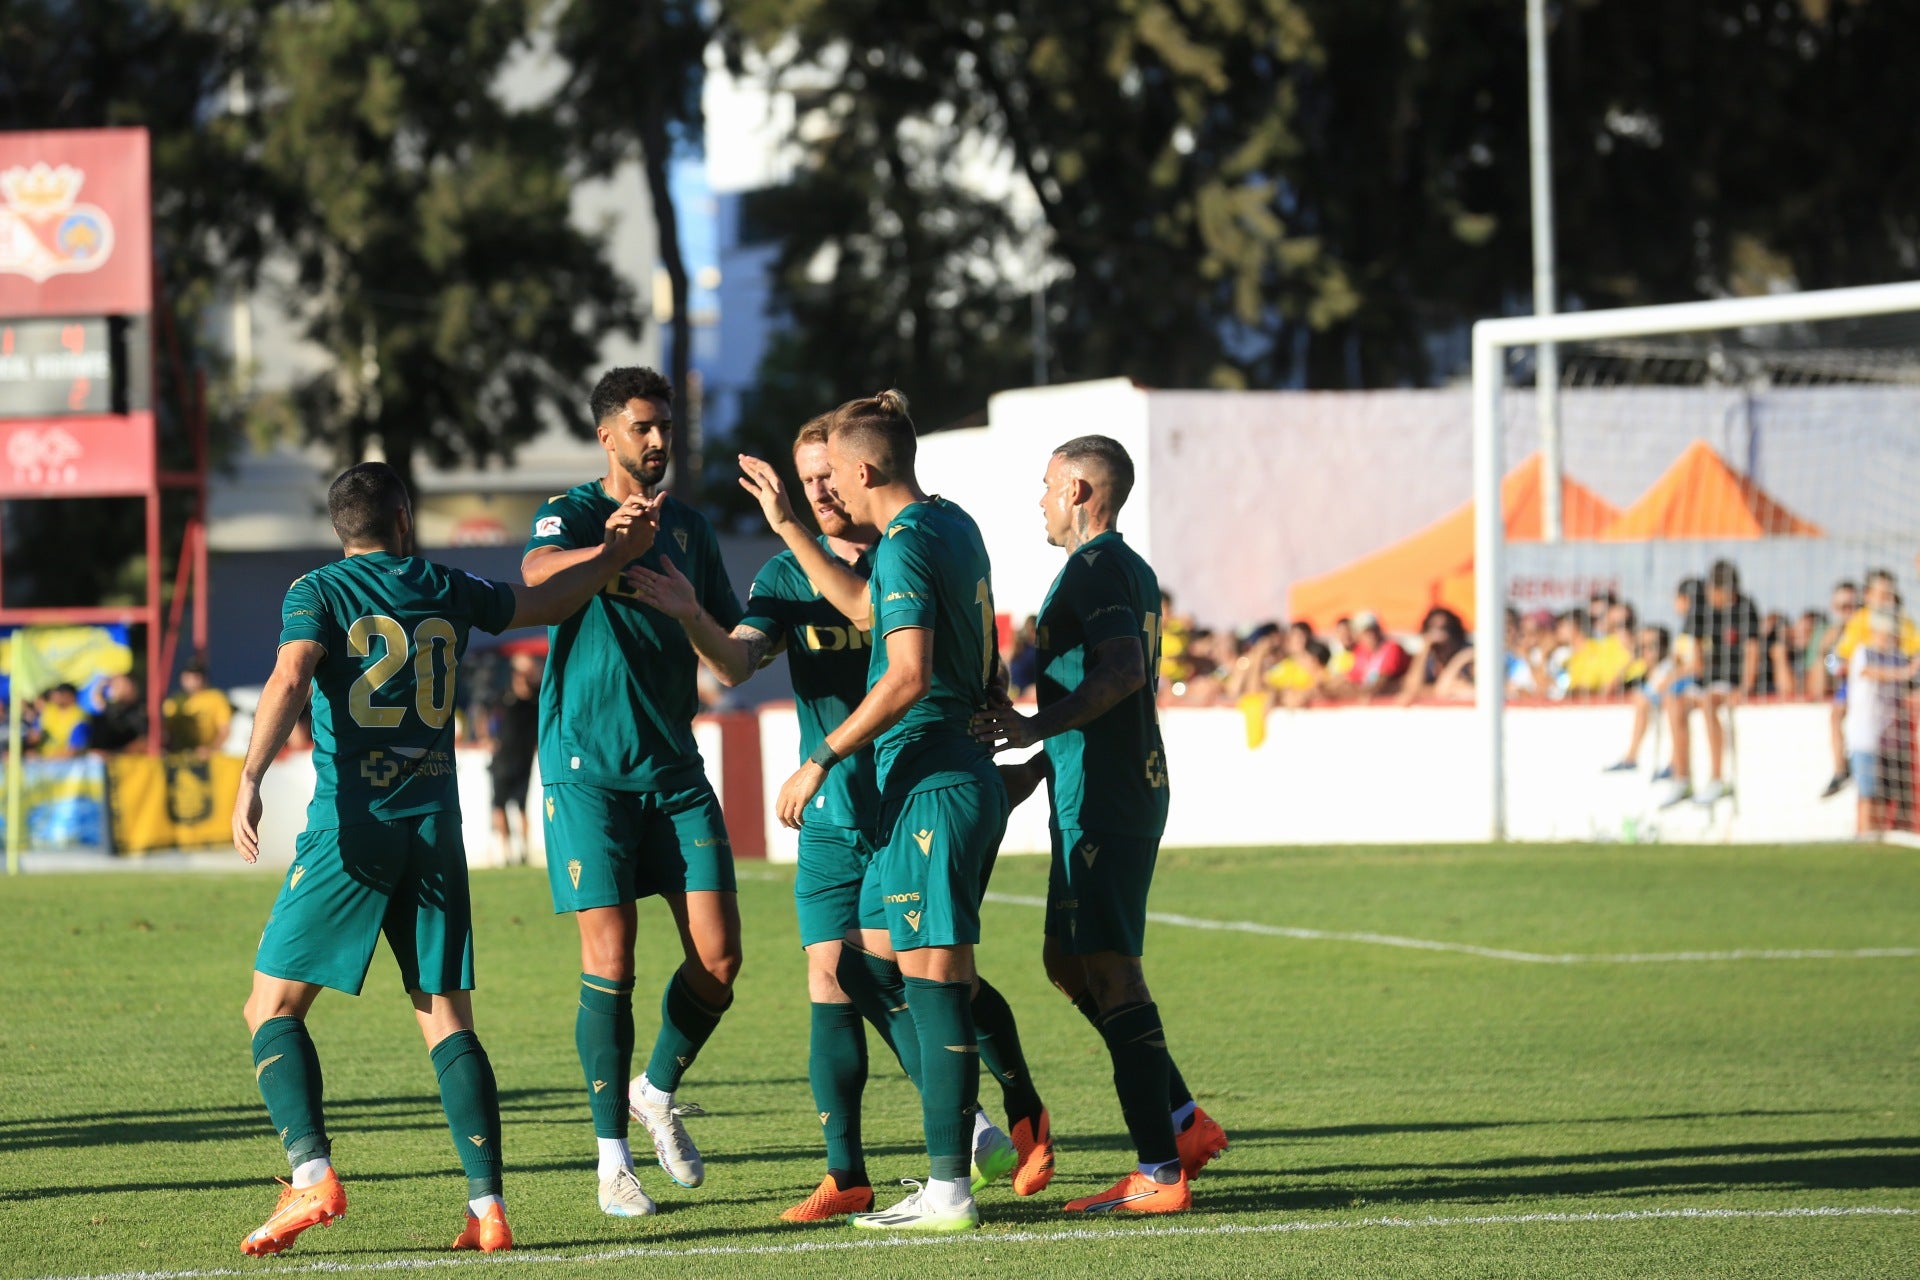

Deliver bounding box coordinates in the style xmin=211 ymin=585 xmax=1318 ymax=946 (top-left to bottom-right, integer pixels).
xmin=524 ymin=483 xmax=744 ymax=791
xmin=867 ymin=497 xmax=997 ymax=794
xmin=279 ymin=552 xmax=517 ymax=831
xmin=1036 ymin=531 xmax=1170 ymax=835
xmin=738 ymin=540 xmax=879 ymax=828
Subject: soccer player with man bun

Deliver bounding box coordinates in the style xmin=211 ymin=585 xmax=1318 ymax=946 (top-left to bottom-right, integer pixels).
xmin=975 ymin=434 xmax=1228 ymax=1214
xmin=231 ymin=461 xmax=658 ymax=1256
xmin=522 ymin=366 xmax=746 ymax=1218
xmin=764 ymin=390 xmax=1049 ymax=1232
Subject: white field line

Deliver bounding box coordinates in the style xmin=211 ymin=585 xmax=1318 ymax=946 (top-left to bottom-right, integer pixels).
xmin=982 ymin=893 xmax=1920 ymax=964
xmin=21 ymin=1206 xmax=1914 ymax=1280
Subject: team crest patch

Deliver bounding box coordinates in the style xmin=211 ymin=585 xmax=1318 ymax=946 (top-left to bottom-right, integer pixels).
xmin=673 ymin=528 xmax=689 ymax=551
xmin=567 ymin=859 xmax=583 ymax=890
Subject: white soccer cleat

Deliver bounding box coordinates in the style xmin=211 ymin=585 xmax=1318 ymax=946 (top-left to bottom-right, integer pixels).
xmin=629 ymin=1075 xmax=705 ymax=1188
xmin=850 ymin=1180 xmax=980 ymax=1233
xmin=597 ymin=1166 xmax=656 ymax=1217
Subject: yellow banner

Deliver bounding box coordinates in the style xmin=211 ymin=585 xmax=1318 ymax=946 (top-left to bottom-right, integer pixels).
xmin=108 ymin=753 xmax=243 ymax=854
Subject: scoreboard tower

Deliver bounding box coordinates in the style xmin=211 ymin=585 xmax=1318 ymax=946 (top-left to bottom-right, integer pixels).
xmin=0 ymin=128 xmax=207 ymax=753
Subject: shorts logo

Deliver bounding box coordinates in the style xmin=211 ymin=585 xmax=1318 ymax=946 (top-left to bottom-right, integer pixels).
xmin=546 ymin=794 xmax=555 ymax=822
xmin=593 ymin=1079 xmax=608 ymax=1093
xmin=361 ymin=751 xmax=400 ymax=788
xmin=818 ymin=1111 xmax=831 ymax=1126
xmin=289 ymin=865 xmax=306 ymax=891
xmin=535 ymin=515 xmax=563 ymax=538
xmin=913 ymin=829 xmax=934 ymax=855
xmin=903 ymin=909 xmax=923 ymax=933
xmin=568 ymin=859 xmax=583 ymax=890
xmin=883 ymin=892 xmax=921 ymax=903
xmin=1080 ymin=842 xmax=1100 ymax=869
xmin=673 ymin=528 xmax=689 ymax=551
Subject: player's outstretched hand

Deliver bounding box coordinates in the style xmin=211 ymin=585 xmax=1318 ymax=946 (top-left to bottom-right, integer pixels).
xmin=604 ymin=493 xmax=661 ymax=560
xmin=624 ymin=558 xmax=697 ymax=621
xmin=232 ymin=777 xmax=263 ymax=864
xmin=738 ymin=455 xmax=800 ymax=533
xmin=971 ymin=704 xmax=1038 ymax=751
xmin=775 ymin=763 xmax=826 ymax=829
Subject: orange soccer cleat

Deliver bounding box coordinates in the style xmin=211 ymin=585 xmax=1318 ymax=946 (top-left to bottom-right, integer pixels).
xmin=1062 ymin=1169 xmax=1192 ymax=1215
xmin=451 ymin=1202 xmax=513 ymax=1252
xmin=239 ymin=1170 xmax=347 ymax=1256
xmin=1009 ymin=1109 xmax=1055 ymax=1196
xmin=778 ymin=1172 xmax=876 ymax=1222
xmin=1176 ymin=1106 xmax=1229 ymax=1179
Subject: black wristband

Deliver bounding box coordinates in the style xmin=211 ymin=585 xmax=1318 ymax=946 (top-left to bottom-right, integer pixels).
xmin=808 ymin=740 xmax=841 ymax=770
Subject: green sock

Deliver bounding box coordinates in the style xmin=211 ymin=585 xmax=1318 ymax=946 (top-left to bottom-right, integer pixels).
xmin=972 ymin=977 xmax=1043 ymax=1130
xmin=808 ymin=1002 xmax=869 ymax=1183
xmin=251 ymin=1016 xmax=329 ymax=1168
xmin=903 ymin=976 xmax=978 ymax=1184
xmin=1075 ymin=989 xmax=1190 ymax=1111
xmin=1099 ymin=1001 xmax=1179 ymax=1167
xmin=644 ymin=967 xmax=730 ymax=1092
xmin=838 ymin=946 xmax=921 ymax=1086
xmin=430 ymin=1030 xmax=503 ymax=1201
xmin=576 ymin=973 xmax=634 ymax=1139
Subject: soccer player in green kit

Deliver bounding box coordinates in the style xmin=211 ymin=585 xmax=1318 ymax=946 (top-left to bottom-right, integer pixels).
xmin=626 ymin=416 xmax=1024 ymax=1221
xmin=974 ymin=435 xmax=1228 ymax=1215
xmin=231 ymin=462 xmax=657 ymax=1256
xmin=522 ymin=367 xmax=744 ymax=1217
xmin=767 ymin=390 xmax=1046 ymax=1232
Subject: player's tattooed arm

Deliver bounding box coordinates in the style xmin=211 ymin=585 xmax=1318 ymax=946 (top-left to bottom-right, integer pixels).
xmin=973 ymin=635 xmax=1144 ymax=751
xmin=624 ymin=557 xmax=775 ymax=687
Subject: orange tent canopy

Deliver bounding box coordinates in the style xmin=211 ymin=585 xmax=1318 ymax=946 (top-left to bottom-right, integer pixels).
xmin=1286 ymin=453 xmax=1619 ymax=634
xmin=1599 ymin=439 xmax=1822 ymax=540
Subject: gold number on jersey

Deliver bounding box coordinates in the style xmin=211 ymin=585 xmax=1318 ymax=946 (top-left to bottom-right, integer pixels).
xmin=347 ymin=614 xmax=459 ymax=730
xmin=975 ymin=578 xmax=995 ymax=687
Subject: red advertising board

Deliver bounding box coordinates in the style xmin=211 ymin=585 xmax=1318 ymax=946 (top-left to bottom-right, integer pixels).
xmin=0 ymin=413 xmax=154 ymax=497
xmin=0 ymin=129 xmax=151 ymax=319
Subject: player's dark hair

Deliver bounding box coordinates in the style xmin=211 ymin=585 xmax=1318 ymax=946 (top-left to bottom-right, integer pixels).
xmin=589 ymin=366 xmax=674 ymax=425
xmin=1708 ymin=558 xmax=1741 ymax=593
xmin=827 ymin=389 xmax=916 ymax=484
xmin=327 ymin=462 xmax=411 ymax=549
xmin=1054 ymin=434 xmax=1136 ymax=511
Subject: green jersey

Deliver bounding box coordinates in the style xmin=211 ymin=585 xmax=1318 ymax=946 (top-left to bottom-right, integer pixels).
xmin=525 ymin=483 xmax=743 ymax=791
xmin=739 ymin=541 xmax=879 ymax=828
xmin=279 ymin=552 xmax=517 ymax=831
xmin=1036 ymin=531 xmax=1170 ymax=835
xmin=867 ymin=497 xmax=996 ymax=793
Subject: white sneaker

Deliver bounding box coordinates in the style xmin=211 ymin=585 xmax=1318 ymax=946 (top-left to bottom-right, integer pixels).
xmin=597 ymin=1166 xmax=656 ymax=1217
xmin=850 ymin=1180 xmax=980 ymax=1232
xmin=1695 ymin=779 xmax=1730 ymax=805
xmin=628 ymin=1075 xmax=704 ymax=1188
xmin=1657 ymin=780 xmax=1694 ymax=809
xmin=970 ymin=1123 xmax=1016 ymax=1193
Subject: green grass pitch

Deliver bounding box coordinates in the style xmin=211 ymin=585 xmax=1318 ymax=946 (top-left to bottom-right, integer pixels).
xmin=0 ymin=843 xmax=1914 ymax=1279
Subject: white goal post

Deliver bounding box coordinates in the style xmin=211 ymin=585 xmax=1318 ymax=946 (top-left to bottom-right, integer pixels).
xmin=1470 ymin=280 xmax=1920 ymax=840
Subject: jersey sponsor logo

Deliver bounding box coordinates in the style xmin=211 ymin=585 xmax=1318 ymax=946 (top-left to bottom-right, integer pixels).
xmin=535 ymin=515 xmax=564 ymax=538
xmin=882 ymin=891 xmax=921 ymax=903
xmin=803 ymin=623 xmax=866 ymax=652
xmin=903 ymin=909 xmax=923 ymax=932
xmin=285 ymin=608 xmax=316 ymax=618
xmin=289 ymin=865 xmax=306 ymax=890
xmin=361 ymin=751 xmax=401 ymax=788
xmin=912 ymin=828 xmax=934 ymax=855
xmin=673 ymin=528 xmax=689 ymax=551
xmin=1079 ymin=842 xmax=1100 ymax=869
xmin=567 ymin=859 xmax=583 ymax=890
xmin=1144 ymin=749 xmax=1168 ymax=788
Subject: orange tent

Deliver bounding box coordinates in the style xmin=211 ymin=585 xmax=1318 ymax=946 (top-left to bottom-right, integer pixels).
xmin=1286 ymin=453 xmax=1619 ymax=634
xmin=1599 ymin=439 xmax=1822 ymax=540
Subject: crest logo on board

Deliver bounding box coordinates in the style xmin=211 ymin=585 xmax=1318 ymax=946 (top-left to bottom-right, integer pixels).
xmin=0 ymin=164 xmax=116 ymax=283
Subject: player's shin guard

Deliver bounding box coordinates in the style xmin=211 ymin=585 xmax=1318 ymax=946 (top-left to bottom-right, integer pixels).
xmin=644 ymin=967 xmax=731 ymax=1092
xmin=808 ymin=1002 xmax=869 ymax=1180
xmin=838 ymin=945 xmax=922 ymax=1086
xmin=577 ymin=973 xmax=635 ymax=1138
xmin=1098 ymin=1002 xmax=1179 ymax=1167
xmin=252 ymin=1016 xmax=329 ymax=1168
xmin=903 ymin=976 xmax=979 ymax=1183
xmin=431 ymin=1030 xmax=504 ymax=1201
xmin=1074 ymin=990 xmax=1192 ymax=1112
xmin=971 ymin=977 xmax=1044 ymax=1130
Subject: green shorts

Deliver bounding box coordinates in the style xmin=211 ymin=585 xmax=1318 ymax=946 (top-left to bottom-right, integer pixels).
xmin=794 ymin=822 xmax=879 ymax=947
xmin=1046 ymin=826 xmax=1160 ymax=957
xmin=870 ymin=770 xmax=1010 ymax=952
xmin=542 ymin=781 xmax=737 ymax=913
xmin=254 ymin=812 xmax=473 ymax=997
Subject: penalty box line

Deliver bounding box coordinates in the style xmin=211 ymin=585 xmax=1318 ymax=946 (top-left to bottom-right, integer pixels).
xmin=982 ymin=893 xmax=1920 ymax=964
xmin=24 ymin=1206 xmax=1915 ymax=1280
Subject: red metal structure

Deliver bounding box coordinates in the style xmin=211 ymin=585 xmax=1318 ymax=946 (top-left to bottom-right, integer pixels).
xmin=0 ymin=129 xmax=205 ymax=752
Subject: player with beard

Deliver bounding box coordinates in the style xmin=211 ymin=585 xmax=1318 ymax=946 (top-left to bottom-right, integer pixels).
xmin=522 ymin=366 xmax=745 ymax=1217
xmin=627 ymin=416 xmax=1022 ymax=1220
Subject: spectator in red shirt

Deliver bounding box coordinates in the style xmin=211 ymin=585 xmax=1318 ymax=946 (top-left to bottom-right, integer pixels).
xmin=1324 ymin=612 xmax=1409 ymax=702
